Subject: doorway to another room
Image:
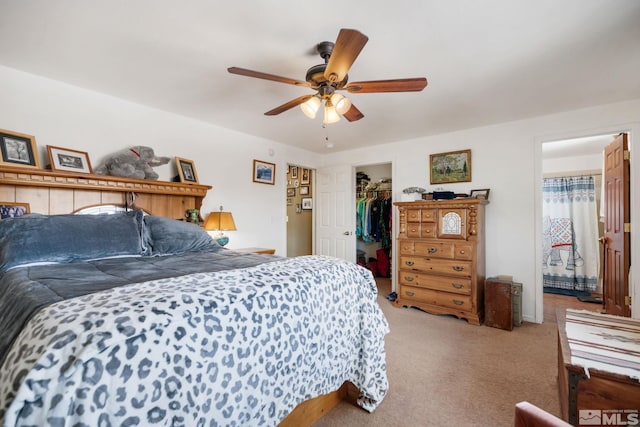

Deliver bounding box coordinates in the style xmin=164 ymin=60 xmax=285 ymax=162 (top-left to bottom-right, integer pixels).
xmin=541 ymin=132 xmax=631 ymax=317
xmin=286 ymin=164 xmax=313 ymax=257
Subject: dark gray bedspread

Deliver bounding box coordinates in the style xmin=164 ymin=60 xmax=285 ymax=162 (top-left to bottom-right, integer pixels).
xmin=0 ymin=248 xmax=280 ymax=365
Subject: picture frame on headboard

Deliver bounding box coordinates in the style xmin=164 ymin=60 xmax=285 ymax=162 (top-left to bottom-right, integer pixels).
xmin=0 ymin=202 xmax=30 ymax=219
xmin=47 ymin=145 xmax=93 ymax=174
xmin=0 ymin=129 xmax=40 ymax=169
xmin=176 ymin=157 xmax=199 ymax=184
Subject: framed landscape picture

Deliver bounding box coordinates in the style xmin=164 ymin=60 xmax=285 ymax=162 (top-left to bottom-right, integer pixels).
xmin=253 ymin=159 xmax=275 ymax=185
xmin=430 ymin=149 xmax=471 ymax=184
xmin=47 ymin=146 xmax=92 ymax=174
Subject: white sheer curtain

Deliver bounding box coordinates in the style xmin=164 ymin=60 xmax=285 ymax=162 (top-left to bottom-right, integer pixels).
xmin=542 ymin=176 xmax=599 ymax=293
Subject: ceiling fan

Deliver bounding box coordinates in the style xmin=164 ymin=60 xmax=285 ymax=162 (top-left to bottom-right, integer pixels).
xmin=227 ymin=28 xmax=428 ymax=124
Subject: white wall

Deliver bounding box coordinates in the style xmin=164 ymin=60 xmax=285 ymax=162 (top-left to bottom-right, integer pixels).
xmin=0 ymin=65 xmax=319 ymax=255
xmin=3 ymin=64 xmax=639 ymax=322
xmin=320 ymin=98 xmax=640 ymax=323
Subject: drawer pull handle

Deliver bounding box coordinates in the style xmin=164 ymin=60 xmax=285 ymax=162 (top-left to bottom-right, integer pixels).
xmin=453 ymin=266 xmax=464 ymax=272
xmin=424 ymin=230 xmax=431 ymax=233
xmin=459 ymin=250 xmax=465 ymax=254
xmin=406 ymin=291 xmax=415 ymax=296
xmin=453 ymin=299 xmax=464 ymax=306
xmin=405 ymin=261 xmax=415 ymax=266
xmin=452 ymin=283 xmax=464 ymax=289
xmin=405 ymin=276 xmax=414 ymax=282
xmin=428 ymin=247 xmax=438 ymax=253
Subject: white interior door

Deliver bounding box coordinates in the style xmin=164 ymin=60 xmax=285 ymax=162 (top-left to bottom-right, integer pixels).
xmin=315 ymin=164 xmax=355 ymax=262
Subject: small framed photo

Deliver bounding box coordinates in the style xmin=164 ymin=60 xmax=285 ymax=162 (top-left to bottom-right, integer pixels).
xmin=287 ymin=188 xmax=296 ymax=197
xmin=300 ymin=186 xmax=309 ymax=195
xmin=430 ymin=149 xmax=471 ymax=184
xmin=301 ymin=168 xmax=310 ymax=184
xmin=47 ymin=145 xmax=92 ymax=174
xmin=0 ymin=128 xmax=40 ymax=169
xmin=301 ymin=197 xmax=313 ymax=210
xmin=290 ymin=166 xmax=298 ymax=179
xmin=253 ymin=159 xmax=275 ymax=185
xmin=0 ymin=202 xmax=30 ymax=219
xmin=176 ymin=157 xmax=199 ymax=183
xmin=469 ymin=188 xmax=490 ymax=200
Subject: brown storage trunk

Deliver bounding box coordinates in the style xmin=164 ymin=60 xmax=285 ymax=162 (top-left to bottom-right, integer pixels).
xmin=485 ymin=278 xmax=513 ymax=331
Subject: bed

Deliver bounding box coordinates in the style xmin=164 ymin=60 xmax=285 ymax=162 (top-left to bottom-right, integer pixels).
xmin=0 ymin=167 xmax=389 ymax=426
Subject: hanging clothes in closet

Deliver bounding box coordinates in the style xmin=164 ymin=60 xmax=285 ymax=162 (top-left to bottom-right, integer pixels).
xmin=356 ymin=191 xmax=393 ymax=250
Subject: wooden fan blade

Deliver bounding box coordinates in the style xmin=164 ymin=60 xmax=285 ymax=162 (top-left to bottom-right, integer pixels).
xmin=265 ymin=95 xmax=313 ymax=116
xmin=343 ymin=103 xmax=364 ymax=122
xmin=324 ymin=29 xmax=368 ymax=83
xmin=345 ymin=77 xmax=428 ymax=93
xmin=228 ymin=67 xmax=311 ymax=87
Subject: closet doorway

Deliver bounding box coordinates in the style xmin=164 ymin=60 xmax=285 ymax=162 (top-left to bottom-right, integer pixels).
xmin=541 ymin=132 xmax=631 ymax=316
xmin=355 ymin=163 xmax=393 ymax=279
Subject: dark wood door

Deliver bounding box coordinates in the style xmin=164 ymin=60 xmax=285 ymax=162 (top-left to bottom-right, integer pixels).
xmin=603 ymin=133 xmax=630 ymax=316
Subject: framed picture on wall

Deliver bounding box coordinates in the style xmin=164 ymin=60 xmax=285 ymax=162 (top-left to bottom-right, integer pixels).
xmin=429 ymin=149 xmax=471 ymax=184
xmin=0 ymin=128 xmax=40 ymax=169
xmin=301 ymin=197 xmax=312 ymax=210
xmin=253 ymin=159 xmax=275 ymax=185
xmin=301 ymin=168 xmax=310 ymax=184
xmin=300 ymin=186 xmax=309 ymax=195
xmin=287 ymin=188 xmax=296 ymax=197
xmin=290 ymin=166 xmax=298 ymax=179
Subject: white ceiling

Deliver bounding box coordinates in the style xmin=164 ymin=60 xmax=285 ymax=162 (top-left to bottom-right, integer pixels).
xmin=0 ymin=1 xmax=639 ymax=153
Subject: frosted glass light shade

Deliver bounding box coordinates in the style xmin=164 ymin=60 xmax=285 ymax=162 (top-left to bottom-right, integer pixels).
xmin=323 ymin=103 xmax=341 ymax=124
xmin=300 ymin=96 xmax=321 ymax=118
xmin=331 ymin=93 xmax=352 ymax=115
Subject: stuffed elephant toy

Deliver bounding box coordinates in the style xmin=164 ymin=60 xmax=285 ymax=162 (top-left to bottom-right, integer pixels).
xmin=94 ymin=146 xmax=171 ymax=180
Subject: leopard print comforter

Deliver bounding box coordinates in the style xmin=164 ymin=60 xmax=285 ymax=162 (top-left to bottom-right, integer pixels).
xmin=0 ymin=255 xmax=389 ymax=426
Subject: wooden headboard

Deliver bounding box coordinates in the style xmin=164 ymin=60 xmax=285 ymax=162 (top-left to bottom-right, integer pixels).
xmin=0 ymin=166 xmax=212 ymax=220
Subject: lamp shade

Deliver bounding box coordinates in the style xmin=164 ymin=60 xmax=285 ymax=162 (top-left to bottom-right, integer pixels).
xmin=330 ymin=93 xmax=352 ymax=115
xmin=323 ymin=102 xmax=341 ymax=124
xmin=204 ymin=212 xmax=237 ymax=231
xmin=204 ymin=211 xmax=236 ymax=246
xmin=300 ymin=95 xmax=321 ymax=119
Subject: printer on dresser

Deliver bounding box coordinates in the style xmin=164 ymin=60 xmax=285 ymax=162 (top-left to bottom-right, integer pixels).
xmin=394 ymin=199 xmax=488 ymax=325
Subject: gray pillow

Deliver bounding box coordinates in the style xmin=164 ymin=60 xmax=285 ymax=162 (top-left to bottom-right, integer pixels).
xmin=143 ymin=215 xmax=220 ymax=255
xmin=0 ymin=210 xmax=145 ymax=272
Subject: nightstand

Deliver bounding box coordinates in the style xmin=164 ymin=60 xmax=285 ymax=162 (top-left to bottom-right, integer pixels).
xmin=233 ymin=247 xmax=276 ymax=255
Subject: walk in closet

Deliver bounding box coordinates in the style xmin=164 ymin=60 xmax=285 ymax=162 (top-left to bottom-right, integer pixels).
xmin=356 ymin=163 xmax=392 ymax=277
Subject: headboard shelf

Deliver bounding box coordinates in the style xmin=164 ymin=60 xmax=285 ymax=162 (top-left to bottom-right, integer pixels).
xmin=0 ymin=166 xmax=212 ymax=219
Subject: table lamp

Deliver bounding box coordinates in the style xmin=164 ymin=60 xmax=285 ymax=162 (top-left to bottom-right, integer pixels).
xmin=204 ymin=206 xmax=237 ymax=246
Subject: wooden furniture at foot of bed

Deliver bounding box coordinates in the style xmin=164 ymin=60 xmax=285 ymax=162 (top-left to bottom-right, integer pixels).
xmin=0 ymin=166 xmax=211 ymax=220
xmin=557 ymin=309 xmax=640 ymax=426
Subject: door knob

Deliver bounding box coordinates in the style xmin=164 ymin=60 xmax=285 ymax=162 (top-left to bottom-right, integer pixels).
xmin=343 ymin=231 xmax=352 ymax=235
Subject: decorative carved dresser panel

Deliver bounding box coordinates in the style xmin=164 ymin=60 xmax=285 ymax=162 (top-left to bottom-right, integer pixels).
xmin=394 ymin=199 xmax=488 ymax=325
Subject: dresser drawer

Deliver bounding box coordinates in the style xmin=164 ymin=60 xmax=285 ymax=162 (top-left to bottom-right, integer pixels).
xmin=399 ymin=240 xmax=414 ymax=255
xmin=454 ymin=243 xmax=473 ymax=260
xmin=400 ymin=256 xmax=472 ymax=277
xmin=400 ymin=286 xmax=472 ymax=311
xmin=406 ymin=223 xmax=436 ymax=239
xmin=399 ymin=272 xmax=471 ymax=295
xmin=406 ymin=208 xmax=436 ymax=223
xmin=414 ymin=241 xmax=455 ymax=259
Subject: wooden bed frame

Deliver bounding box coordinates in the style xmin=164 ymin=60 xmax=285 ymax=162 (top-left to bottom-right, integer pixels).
xmin=0 ymin=165 xmax=362 ymax=426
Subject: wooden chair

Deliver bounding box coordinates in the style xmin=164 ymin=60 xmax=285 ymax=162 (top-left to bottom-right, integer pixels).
xmin=514 ymin=402 xmax=572 ymax=427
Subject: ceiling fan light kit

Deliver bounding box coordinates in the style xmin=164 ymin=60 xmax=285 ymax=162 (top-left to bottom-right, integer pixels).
xmin=228 ymin=28 xmax=427 ymax=125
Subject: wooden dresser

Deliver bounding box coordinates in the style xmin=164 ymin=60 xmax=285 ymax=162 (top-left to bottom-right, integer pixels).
xmin=394 ymin=199 xmax=488 ymax=325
